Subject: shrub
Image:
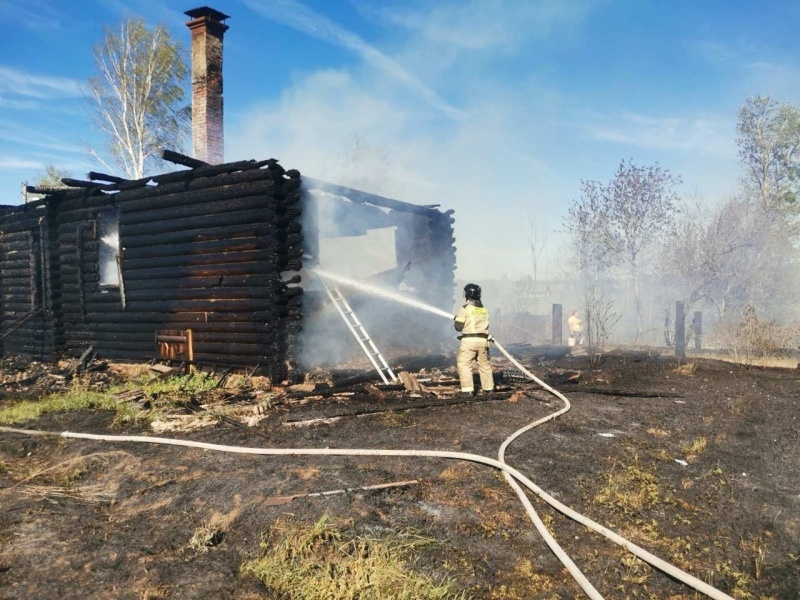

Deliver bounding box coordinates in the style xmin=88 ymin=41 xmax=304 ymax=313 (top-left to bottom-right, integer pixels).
xmin=714 ymin=309 xmax=797 ymax=367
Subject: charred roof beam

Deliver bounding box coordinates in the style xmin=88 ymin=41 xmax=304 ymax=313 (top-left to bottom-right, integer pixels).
xmin=162 ymin=149 xmax=210 ymax=169
xmin=302 ymin=177 xmax=443 ymax=216
xmin=87 ymin=172 xmax=129 ymax=184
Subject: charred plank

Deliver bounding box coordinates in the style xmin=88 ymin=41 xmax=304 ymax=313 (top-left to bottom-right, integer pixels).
xmin=162 ymin=149 xmax=209 ymax=169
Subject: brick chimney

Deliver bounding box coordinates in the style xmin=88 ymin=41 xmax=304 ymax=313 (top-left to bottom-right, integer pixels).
xmin=185 ymin=7 xmax=229 ymax=164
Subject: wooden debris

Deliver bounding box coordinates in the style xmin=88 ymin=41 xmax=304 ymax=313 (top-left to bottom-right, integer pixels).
xmin=78 ymin=346 xmax=95 ymax=368
xmin=363 ymin=383 xmax=386 ymax=400
xmin=65 ymin=346 xmax=100 ymax=380
xmin=508 ymin=390 xmax=526 ymax=403
xmin=283 ymin=390 xmax=507 ymax=424
xmin=113 ymin=389 xmax=146 ymax=404
xmin=2 ymin=373 xmax=42 ymax=387
xmin=545 ymin=370 xmax=582 ymax=385
xmin=148 ymin=364 xmax=176 ymax=379
xmin=264 ymin=479 xmax=419 ymax=507
xmin=397 ymin=371 xmax=423 ymax=394
xmin=288 ymin=383 xmax=317 ymax=393
xmin=413 ymin=378 xmax=459 ymax=387
xmin=162 ymin=149 xmax=209 ymax=169
xmin=87 ymin=171 xmax=128 ymax=184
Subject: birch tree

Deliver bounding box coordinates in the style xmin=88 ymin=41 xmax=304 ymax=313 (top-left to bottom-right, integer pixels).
xmin=565 ymin=160 xmax=680 ymax=340
xmin=84 ymin=16 xmax=189 ymax=179
xmin=737 ymin=95 xmax=800 ymax=216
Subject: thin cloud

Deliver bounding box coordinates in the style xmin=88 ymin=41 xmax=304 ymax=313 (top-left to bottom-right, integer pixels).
xmin=242 ymin=0 xmax=464 ymax=120
xmin=94 ymin=0 xmax=188 ymax=26
xmin=0 ymin=0 xmax=68 ymax=32
xmin=362 ymin=0 xmax=593 ymax=52
xmin=0 ymin=157 xmax=45 ymax=170
xmin=738 ymin=60 xmax=800 ymax=101
xmin=0 ymin=120 xmax=86 ymax=155
xmin=687 ymin=39 xmax=763 ymax=65
xmin=0 ymin=66 xmax=82 ymax=99
xmin=576 ymin=111 xmax=736 ymax=159
xmin=0 ymin=96 xmax=40 ymax=110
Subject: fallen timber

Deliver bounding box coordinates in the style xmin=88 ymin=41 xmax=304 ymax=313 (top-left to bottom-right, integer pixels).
xmin=283 ymin=387 xmax=515 ymax=424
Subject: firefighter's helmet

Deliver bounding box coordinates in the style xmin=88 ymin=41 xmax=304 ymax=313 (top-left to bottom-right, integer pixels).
xmin=464 ymin=283 xmax=482 ymax=301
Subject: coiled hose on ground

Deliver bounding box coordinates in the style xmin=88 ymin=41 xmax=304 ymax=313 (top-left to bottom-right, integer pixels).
xmin=0 ymin=341 xmax=734 ymax=599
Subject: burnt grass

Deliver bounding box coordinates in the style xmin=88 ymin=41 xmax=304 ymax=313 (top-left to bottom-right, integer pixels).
xmin=1 ymin=351 xmax=799 ymax=599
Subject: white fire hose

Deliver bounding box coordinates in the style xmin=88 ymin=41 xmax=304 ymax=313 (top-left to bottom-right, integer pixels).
xmin=0 ymin=340 xmax=734 ymax=599
xmin=491 ymin=339 xmax=733 ymax=600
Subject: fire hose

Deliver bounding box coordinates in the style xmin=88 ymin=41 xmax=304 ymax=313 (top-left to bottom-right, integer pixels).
xmin=491 ymin=339 xmax=733 ymax=600
xmin=0 ymin=341 xmax=734 ymax=599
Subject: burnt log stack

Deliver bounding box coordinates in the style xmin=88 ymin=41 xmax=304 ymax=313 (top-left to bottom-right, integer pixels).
xmin=0 ymin=154 xmax=457 ymax=379
xmin=3 ymin=157 xmax=303 ymax=379
xmin=0 ymin=203 xmax=55 ymax=358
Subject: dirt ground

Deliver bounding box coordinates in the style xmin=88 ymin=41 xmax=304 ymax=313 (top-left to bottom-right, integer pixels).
xmin=0 ymin=348 xmax=798 ymax=599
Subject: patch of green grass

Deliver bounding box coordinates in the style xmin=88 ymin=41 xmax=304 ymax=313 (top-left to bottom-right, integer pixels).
xmin=108 ymin=373 xmax=221 ymax=425
xmin=137 ymin=373 xmax=218 ymax=399
xmin=593 ymin=460 xmax=661 ymax=515
xmin=241 ymin=515 xmax=464 ymax=600
xmin=380 ymin=410 xmax=415 ymax=427
xmin=490 ymin=557 xmax=560 ymax=599
xmin=710 ymin=560 xmax=754 ymax=599
xmin=0 ymin=387 xmax=115 ymax=425
xmin=680 ymin=436 xmax=708 ymax=460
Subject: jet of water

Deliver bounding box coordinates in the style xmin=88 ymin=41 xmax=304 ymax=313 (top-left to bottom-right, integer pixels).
xmin=311 ymin=268 xmax=454 ymax=320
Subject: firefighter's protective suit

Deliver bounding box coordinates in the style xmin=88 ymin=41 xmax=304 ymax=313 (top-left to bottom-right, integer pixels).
xmin=454 ymin=289 xmax=494 ymax=394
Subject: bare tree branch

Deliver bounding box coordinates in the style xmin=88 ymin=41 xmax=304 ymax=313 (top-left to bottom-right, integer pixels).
xmin=564 ymin=160 xmax=680 ymax=340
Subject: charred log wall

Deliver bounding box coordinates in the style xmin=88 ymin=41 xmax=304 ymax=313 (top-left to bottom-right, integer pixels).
xmin=3 ymin=160 xmax=304 ymax=379
xmin=0 ymin=202 xmax=57 ymax=359
xmin=388 ymin=208 xmax=456 ymax=349
xmin=1 ymin=158 xmax=455 ymax=376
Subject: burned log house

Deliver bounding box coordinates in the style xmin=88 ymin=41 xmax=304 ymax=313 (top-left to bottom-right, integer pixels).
xmin=1 ymin=152 xmax=456 ymax=379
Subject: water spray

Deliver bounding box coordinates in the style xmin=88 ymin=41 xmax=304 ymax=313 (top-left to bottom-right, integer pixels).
xmin=311 ymin=268 xmax=528 ymax=372
xmin=310 ymin=268 xmax=454 ymax=319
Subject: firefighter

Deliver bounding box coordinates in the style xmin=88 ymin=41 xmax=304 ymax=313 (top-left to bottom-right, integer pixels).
xmin=453 ymin=283 xmax=494 ymax=395
xmin=568 ymin=309 xmax=583 ymax=346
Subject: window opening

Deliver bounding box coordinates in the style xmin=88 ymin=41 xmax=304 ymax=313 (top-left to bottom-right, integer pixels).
xmin=97 ymin=209 xmax=120 ymax=287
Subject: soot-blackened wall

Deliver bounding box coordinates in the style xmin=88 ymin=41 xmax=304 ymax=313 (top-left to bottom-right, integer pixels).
xmin=0 ymin=202 xmax=57 ymax=359
xmin=0 ymin=159 xmax=303 ymax=379
xmin=0 ymin=156 xmax=456 ymax=379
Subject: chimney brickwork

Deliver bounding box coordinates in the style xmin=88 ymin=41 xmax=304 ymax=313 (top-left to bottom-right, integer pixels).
xmin=185 ymin=7 xmax=229 ymax=164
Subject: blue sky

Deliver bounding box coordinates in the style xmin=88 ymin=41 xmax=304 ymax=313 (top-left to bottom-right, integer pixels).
xmin=2 ymin=0 xmax=799 ymax=279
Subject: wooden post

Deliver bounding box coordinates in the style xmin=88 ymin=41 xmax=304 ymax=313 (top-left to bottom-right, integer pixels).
xmin=186 ymin=328 xmax=194 ymax=373
xmin=675 ymin=301 xmax=686 ymax=359
xmin=552 ymin=304 xmax=562 ymax=345
xmin=693 ymin=311 xmax=702 ymax=351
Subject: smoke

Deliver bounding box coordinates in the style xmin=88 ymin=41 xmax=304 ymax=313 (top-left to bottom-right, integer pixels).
xmin=297 ymin=184 xmax=455 ymax=370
